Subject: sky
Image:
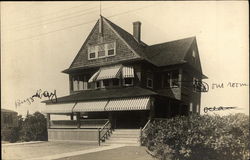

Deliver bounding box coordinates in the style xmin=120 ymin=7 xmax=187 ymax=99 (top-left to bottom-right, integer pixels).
xmin=1 ymin=1 xmax=249 ymax=116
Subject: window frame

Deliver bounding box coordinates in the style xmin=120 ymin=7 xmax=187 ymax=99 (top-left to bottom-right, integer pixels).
xmin=88 ymin=42 xmax=116 ymax=60
xmin=146 ymin=78 xmax=153 ymax=89
xmin=123 ymin=78 xmax=133 ymax=86
xmin=189 ymin=102 xmax=193 ymax=112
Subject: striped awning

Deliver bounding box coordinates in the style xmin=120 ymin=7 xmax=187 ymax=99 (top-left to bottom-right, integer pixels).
xmin=105 ymin=97 xmax=151 ymax=111
xmin=43 ymin=103 xmax=76 ymax=113
xmin=73 ymin=100 xmax=108 ymax=112
xmin=122 ymin=66 xmax=134 ymax=78
xmin=96 ymin=65 xmax=122 ymax=80
xmin=88 ymin=70 xmax=100 ymax=83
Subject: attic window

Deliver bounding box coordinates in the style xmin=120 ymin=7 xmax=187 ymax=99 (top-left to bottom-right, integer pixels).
xmin=88 ymin=42 xmax=116 ymax=60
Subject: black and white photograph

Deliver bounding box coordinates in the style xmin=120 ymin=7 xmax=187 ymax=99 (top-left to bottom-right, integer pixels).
xmin=1 ymin=1 xmax=249 ymax=160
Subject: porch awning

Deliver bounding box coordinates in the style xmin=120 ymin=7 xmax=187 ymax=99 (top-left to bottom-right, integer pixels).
xmin=73 ymin=100 xmax=108 ymax=112
xmin=96 ymin=65 xmax=122 ymax=80
xmin=43 ymin=103 xmax=76 ymax=113
xmin=122 ymin=66 xmax=134 ymax=78
xmin=88 ymin=70 xmax=100 ymax=83
xmin=105 ymin=96 xmax=151 ymax=111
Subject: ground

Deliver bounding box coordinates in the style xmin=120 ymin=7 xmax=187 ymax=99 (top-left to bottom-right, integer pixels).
xmin=57 ymin=146 xmax=155 ymax=160
xmin=2 ymin=141 xmax=155 ymax=160
xmin=2 ymin=141 xmax=97 ymax=160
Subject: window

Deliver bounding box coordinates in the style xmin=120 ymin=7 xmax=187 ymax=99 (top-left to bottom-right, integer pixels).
xmin=103 ymin=79 xmax=109 ymax=87
xmin=112 ymin=79 xmax=119 ymax=86
xmin=88 ymin=46 xmax=96 ymax=59
xmin=192 ymin=50 xmax=196 ymax=58
xmin=4 ymin=114 xmax=13 ymax=124
xmin=189 ymin=102 xmax=193 ymax=112
xmin=98 ymin=44 xmax=105 ymax=57
xmin=73 ymin=76 xmax=79 ymax=91
xmin=78 ymin=76 xmax=84 ymax=90
xmin=196 ymin=104 xmax=200 ymax=113
xmin=107 ymin=43 xmax=115 ymax=56
xmin=147 ymin=78 xmax=153 ymax=88
xmin=96 ymin=81 xmax=100 ymax=88
xmin=88 ymin=42 xmax=116 ymax=60
xmin=162 ymin=70 xmax=179 ymax=88
xmin=124 ymin=78 xmax=133 ymax=86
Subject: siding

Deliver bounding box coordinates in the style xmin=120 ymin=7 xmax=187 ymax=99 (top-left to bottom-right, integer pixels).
xmin=70 ymin=19 xmax=139 ymax=69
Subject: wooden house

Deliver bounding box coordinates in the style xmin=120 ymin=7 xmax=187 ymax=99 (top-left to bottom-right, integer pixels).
xmin=42 ymin=16 xmax=207 ymax=144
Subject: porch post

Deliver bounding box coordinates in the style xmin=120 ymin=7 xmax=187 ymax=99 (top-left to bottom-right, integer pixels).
xmin=77 ymin=112 xmax=80 ymax=128
xmin=46 ymin=113 xmax=50 ymax=129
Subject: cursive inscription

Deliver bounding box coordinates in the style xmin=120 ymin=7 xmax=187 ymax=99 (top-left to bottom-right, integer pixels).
xmin=204 ymin=106 xmax=237 ymax=113
xmin=15 ymin=89 xmax=57 ymax=107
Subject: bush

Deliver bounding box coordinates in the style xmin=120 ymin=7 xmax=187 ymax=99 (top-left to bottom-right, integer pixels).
xmin=142 ymin=114 xmax=249 ymax=160
xmin=1 ymin=115 xmax=23 ymax=143
xmin=20 ymin=112 xmax=48 ymax=141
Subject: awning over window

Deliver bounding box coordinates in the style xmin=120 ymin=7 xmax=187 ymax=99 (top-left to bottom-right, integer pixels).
xmin=122 ymin=66 xmax=134 ymax=78
xmin=88 ymin=70 xmax=100 ymax=83
xmin=105 ymin=96 xmax=151 ymax=111
xmin=96 ymin=65 xmax=122 ymax=80
xmin=43 ymin=103 xmax=76 ymax=113
xmin=73 ymin=100 xmax=108 ymax=112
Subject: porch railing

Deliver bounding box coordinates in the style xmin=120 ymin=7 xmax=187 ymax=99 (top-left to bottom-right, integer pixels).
xmin=49 ymin=119 xmax=108 ymax=129
xmin=140 ymin=119 xmax=151 ymax=146
xmin=98 ymin=120 xmax=112 ymax=146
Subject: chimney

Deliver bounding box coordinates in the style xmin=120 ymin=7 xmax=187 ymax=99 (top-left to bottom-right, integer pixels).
xmin=133 ymin=21 xmax=141 ymax=42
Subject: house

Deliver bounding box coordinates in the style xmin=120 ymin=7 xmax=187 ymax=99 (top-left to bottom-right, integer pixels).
xmin=42 ymin=16 xmax=207 ymax=144
xmin=1 ymin=108 xmax=18 ymax=138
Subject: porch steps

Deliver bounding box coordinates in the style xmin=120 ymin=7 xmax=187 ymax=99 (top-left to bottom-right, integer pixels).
xmin=104 ymin=129 xmax=140 ymax=146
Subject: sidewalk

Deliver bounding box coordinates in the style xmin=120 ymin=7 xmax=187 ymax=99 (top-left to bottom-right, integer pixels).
xmin=31 ymin=144 xmax=126 ymax=160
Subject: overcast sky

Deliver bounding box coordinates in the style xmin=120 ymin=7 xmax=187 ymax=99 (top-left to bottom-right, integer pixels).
xmin=1 ymin=1 xmax=249 ymax=116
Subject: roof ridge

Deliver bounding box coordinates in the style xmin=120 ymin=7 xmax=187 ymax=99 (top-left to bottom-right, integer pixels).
xmin=148 ymin=36 xmax=195 ymax=47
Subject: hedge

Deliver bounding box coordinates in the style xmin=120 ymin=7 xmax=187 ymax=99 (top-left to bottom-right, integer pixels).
xmin=141 ymin=113 xmax=249 ymax=160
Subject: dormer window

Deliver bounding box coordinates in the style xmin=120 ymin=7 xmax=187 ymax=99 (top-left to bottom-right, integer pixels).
xmin=88 ymin=42 xmax=116 ymax=60
xmin=98 ymin=44 xmax=105 ymax=57
xmin=88 ymin=46 xmax=96 ymax=59
xmin=107 ymin=43 xmax=115 ymax=56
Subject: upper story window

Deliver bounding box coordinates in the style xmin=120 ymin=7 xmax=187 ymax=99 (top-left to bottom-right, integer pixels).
xmin=147 ymin=78 xmax=153 ymax=89
xmin=123 ymin=78 xmax=133 ymax=86
xmin=88 ymin=42 xmax=116 ymax=60
xmin=72 ymin=75 xmax=89 ymax=91
xmin=162 ymin=70 xmax=179 ymax=88
xmin=189 ymin=102 xmax=193 ymax=112
xmin=192 ymin=50 xmax=196 ymax=58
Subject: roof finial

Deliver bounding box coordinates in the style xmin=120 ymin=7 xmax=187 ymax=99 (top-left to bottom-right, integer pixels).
xmin=100 ymin=1 xmax=102 ymax=16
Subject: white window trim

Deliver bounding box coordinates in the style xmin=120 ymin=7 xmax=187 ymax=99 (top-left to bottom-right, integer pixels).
xmin=196 ymin=104 xmax=200 ymax=113
xmin=147 ymin=78 xmax=153 ymax=89
xmin=189 ymin=102 xmax=193 ymax=112
xmin=192 ymin=50 xmax=196 ymax=58
xmin=88 ymin=42 xmax=116 ymax=60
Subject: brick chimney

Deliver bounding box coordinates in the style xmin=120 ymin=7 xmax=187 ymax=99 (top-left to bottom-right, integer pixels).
xmin=133 ymin=21 xmax=141 ymax=42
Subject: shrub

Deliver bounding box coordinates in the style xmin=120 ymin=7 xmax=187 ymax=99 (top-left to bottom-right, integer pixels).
xmin=142 ymin=114 xmax=249 ymax=160
xmin=20 ymin=112 xmax=48 ymax=141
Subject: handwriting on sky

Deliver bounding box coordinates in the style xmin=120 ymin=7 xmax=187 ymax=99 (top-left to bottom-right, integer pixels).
xmin=212 ymin=82 xmax=248 ymax=90
xmin=15 ymin=89 xmax=57 ymax=107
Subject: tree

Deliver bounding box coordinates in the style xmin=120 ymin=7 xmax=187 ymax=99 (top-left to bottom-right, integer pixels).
xmin=20 ymin=112 xmax=48 ymax=141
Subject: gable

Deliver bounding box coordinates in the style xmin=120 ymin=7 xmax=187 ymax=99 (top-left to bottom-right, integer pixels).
xmin=184 ymin=39 xmax=203 ymax=73
xmin=69 ymin=18 xmax=141 ymax=70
